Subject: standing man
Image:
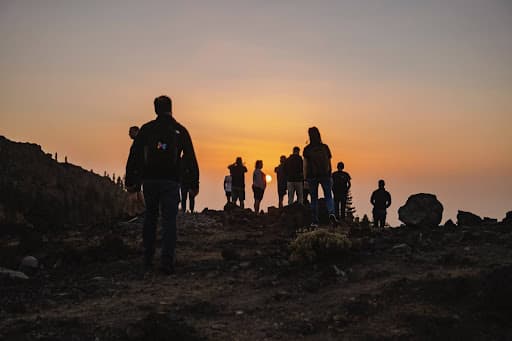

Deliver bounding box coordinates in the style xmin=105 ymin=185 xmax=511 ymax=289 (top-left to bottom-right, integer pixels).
xmin=180 ymin=154 xmax=197 ymax=213
xmin=285 ymin=146 xmax=304 ymax=205
xmin=228 ymin=157 xmax=247 ymax=208
xmin=332 ymin=161 xmax=351 ymax=221
xmin=303 ymin=127 xmax=337 ymax=228
xmin=125 ymin=95 xmax=199 ymax=275
xmin=370 ymin=179 xmax=392 ymax=228
xmin=274 ymin=155 xmax=287 ymax=208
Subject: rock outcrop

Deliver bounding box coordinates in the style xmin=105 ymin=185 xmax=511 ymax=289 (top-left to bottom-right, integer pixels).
xmin=0 ymin=136 xmax=129 ymax=232
xmin=503 ymin=211 xmax=512 ymax=224
xmin=398 ymin=193 xmax=443 ymax=228
xmin=457 ymin=210 xmax=482 ymax=226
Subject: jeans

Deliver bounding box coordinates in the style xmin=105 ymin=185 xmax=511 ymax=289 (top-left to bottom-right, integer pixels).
xmin=180 ymin=185 xmax=195 ymax=213
xmin=142 ymin=179 xmax=180 ymax=266
xmin=334 ymin=194 xmax=347 ymax=220
xmin=373 ymin=209 xmax=387 ymax=228
xmin=287 ymin=181 xmax=304 ymax=205
xmin=307 ymin=177 xmax=335 ymax=224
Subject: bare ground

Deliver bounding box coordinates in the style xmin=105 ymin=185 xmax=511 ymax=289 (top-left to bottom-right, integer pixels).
xmin=1 ymin=209 xmax=512 ymax=340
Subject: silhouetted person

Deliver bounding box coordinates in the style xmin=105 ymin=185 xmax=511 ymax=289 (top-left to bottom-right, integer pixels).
xmin=332 ymin=161 xmax=351 ymax=220
xmin=274 ymin=155 xmax=287 ymax=208
xmin=371 ymin=180 xmax=391 ymax=228
xmin=224 ymin=174 xmax=232 ymax=203
xmin=125 ymin=95 xmax=199 ymax=275
xmin=126 ymin=125 xmax=145 ymax=216
xmin=252 ymin=160 xmax=266 ymax=214
xmin=180 ymin=154 xmax=197 ymax=213
xmin=303 ymin=127 xmax=337 ymax=228
xmin=285 ymin=146 xmax=304 ymax=205
xmin=228 ymin=157 xmax=247 ymax=208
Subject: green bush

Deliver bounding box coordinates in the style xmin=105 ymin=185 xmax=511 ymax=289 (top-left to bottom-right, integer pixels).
xmin=289 ymin=229 xmax=352 ymax=263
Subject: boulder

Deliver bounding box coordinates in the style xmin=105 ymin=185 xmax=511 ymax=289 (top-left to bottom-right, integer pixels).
xmin=457 ymin=211 xmax=482 ymax=226
xmin=444 ymin=219 xmax=456 ymax=228
xmin=483 ymin=217 xmax=498 ymax=225
xmin=279 ymin=202 xmax=310 ymax=232
xmin=398 ymin=193 xmax=443 ymax=228
xmin=503 ymin=211 xmax=512 ymax=224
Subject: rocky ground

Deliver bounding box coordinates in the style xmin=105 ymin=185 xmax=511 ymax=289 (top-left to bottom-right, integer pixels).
xmin=1 ymin=205 xmax=512 ymax=341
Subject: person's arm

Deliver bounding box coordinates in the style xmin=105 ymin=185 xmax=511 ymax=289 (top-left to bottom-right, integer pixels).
xmin=370 ymin=191 xmax=375 ymax=206
xmin=181 ymin=126 xmax=200 ymax=194
xmin=386 ymin=192 xmax=392 ymax=208
xmin=347 ymin=173 xmax=352 ymax=191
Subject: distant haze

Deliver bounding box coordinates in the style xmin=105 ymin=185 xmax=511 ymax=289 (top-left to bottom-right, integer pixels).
xmin=1 ymin=1 xmax=511 ymax=225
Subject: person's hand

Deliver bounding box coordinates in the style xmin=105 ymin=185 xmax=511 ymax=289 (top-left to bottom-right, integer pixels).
xmin=189 ymin=188 xmax=199 ymax=197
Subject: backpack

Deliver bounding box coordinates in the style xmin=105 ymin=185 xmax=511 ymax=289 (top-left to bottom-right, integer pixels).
xmin=143 ymin=120 xmax=178 ymax=174
xmin=308 ymin=144 xmax=330 ymax=177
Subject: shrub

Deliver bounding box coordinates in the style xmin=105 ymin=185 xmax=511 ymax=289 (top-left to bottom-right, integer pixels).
xmin=289 ymin=229 xmax=352 ymax=263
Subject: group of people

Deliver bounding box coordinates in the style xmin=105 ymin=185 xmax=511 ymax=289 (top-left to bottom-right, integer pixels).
xmin=223 ymin=128 xmax=392 ymax=229
xmin=125 ymin=95 xmax=391 ymax=275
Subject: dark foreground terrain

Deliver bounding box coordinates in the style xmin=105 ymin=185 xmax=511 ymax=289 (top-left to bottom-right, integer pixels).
xmin=1 ymin=206 xmax=512 ymax=341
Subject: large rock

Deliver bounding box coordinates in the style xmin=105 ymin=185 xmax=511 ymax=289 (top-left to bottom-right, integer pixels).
xmin=279 ymin=202 xmax=310 ymax=232
xmin=0 ymin=136 xmax=130 ymax=231
xmin=503 ymin=211 xmax=512 ymax=224
xmin=398 ymin=193 xmax=443 ymax=228
xmin=457 ymin=210 xmax=482 ymax=226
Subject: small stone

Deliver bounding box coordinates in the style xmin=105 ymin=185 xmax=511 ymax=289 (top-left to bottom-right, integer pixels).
xmin=21 ymin=255 xmax=39 ymax=269
xmin=239 ymin=261 xmax=251 ymax=269
xmin=392 ymin=243 xmax=412 ymax=254
xmin=235 ymin=310 xmax=244 ymax=316
xmin=210 ymin=322 xmax=226 ymax=330
xmin=0 ymin=267 xmax=29 ymax=280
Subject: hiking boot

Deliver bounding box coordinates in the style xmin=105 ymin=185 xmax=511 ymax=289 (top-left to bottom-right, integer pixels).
xmin=309 ymin=223 xmax=319 ymax=230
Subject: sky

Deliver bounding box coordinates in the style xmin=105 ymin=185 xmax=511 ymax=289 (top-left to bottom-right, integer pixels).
xmin=1 ymin=0 xmax=511 ymax=225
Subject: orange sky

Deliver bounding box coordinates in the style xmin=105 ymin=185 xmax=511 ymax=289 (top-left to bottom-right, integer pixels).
xmin=1 ymin=1 xmax=511 ymax=224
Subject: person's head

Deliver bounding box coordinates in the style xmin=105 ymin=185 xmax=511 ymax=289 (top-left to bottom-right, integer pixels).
xmin=280 ymin=155 xmax=286 ymax=163
xmin=337 ymin=162 xmax=345 ymax=171
xmin=255 ymin=160 xmax=263 ymax=169
xmin=378 ymin=179 xmax=385 ymax=189
xmin=308 ymin=127 xmax=322 ymax=144
xmin=154 ymin=95 xmax=172 ymax=116
xmin=236 ymin=157 xmax=243 ymax=165
xmin=293 ymin=146 xmax=300 ymax=155
xmin=128 ymin=126 xmax=139 ymax=140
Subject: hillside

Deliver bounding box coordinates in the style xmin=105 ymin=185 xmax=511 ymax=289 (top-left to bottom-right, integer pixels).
xmin=1 ymin=136 xmax=511 ymax=340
